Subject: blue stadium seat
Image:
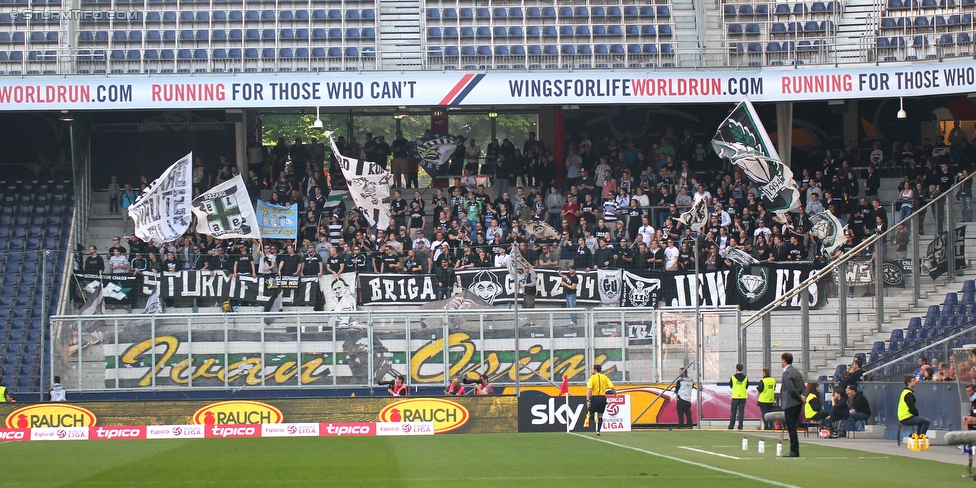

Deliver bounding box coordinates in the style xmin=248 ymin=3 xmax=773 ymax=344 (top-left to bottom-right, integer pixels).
xmin=576 ymin=6 xmax=590 ymax=18
xmin=562 ymin=45 xmax=575 ymax=55
xmin=543 ymin=45 xmax=558 ymax=55
xmin=609 ymin=44 xmax=625 ymax=54
xmin=558 ymin=6 xmax=573 ymax=18
xmin=607 ymin=25 xmax=622 ymax=36
xmin=745 ymin=23 xmax=760 ymax=34
xmin=640 ymin=6 xmax=656 ymax=18
xmin=458 ymin=8 xmax=473 ymax=19
xmin=659 ymin=25 xmax=673 ymax=37
xmin=443 ymin=27 xmax=458 ymax=38
xmin=427 ymin=27 xmax=441 ymax=39
xmin=494 ymin=45 xmax=509 ymax=56
xmin=212 ymin=48 xmax=226 ymax=59
xmin=560 ymin=26 xmax=574 ymax=37
xmin=441 ymin=8 xmax=456 ymax=20
xmin=657 ymin=6 xmax=671 ymax=17
xmin=492 ymin=8 xmax=506 ymax=19
xmin=362 ymin=9 xmax=374 ymax=20
xmin=724 ymin=4 xmax=737 ymax=16
xmin=542 ymin=26 xmax=557 ymax=37
xmin=508 ymin=7 xmax=522 ymax=19
xmin=593 ymin=25 xmax=606 ymax=37
xmin=346 ymin=28 xmax=359 ymax=39
xmin=767 ymin=41 xmax=781 ymax=52
xmin=577 ymin=25 xmax=590 ymax=36
xmin=775 ymin=3 xmax=791 ymax=15
xmin=509 ymin=26 xmax=523 ymax=38
xmin=510 ymin=46 xmax=525 ymax=56
xmin=476 ymin=7 xmax=491 ymax=20
xmin=229 ymin=29 xmax=243 ymax=40
xmin=344 ymin=47 xmax=358 ymax=57
xmin=624 ymin=6 xmax=638 ymax=18
xmin=296 ymin=28 xmax=308 ymax=40
xmin=626 ymin=25 xmax=639 ymax=36
xmin=541 ymin=7 xmax=556 ymax=19
xmin=476 ymin=27 xmax=491 ymax=39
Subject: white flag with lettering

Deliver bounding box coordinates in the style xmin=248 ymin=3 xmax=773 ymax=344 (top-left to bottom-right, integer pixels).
xmin=328 ymin=136 xmax=392 ymax=230
xmin=127 ymin=153 xmax=193 ymax=244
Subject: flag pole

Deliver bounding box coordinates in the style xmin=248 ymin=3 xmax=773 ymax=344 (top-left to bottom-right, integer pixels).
xmin=513 ymin=259 xmax=520 ymax=397
xmin=694 ymin=234 xmax=703 ymax=430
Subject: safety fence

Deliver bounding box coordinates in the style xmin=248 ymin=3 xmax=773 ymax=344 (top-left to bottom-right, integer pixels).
xmin=50 ymin=307 xmax=741 ymax=393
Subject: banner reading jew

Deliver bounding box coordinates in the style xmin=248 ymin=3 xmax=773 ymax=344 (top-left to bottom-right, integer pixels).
xmin=256 ymin=200 xmax=299 ymax=239
xmin=127 ymin=153 xmax=193 ymax=244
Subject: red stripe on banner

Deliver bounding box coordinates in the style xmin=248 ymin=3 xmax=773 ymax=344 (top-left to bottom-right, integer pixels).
xmin=439 ymin=74 xmax=474 ymax=106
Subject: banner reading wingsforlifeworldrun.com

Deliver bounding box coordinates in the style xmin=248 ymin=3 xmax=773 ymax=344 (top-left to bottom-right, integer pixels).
xmin=2 ymin=63 xmax=976 ymax=110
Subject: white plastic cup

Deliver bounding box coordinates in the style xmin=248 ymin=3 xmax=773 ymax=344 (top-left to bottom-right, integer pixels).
xmin=776 ymin=442 xmax=783 ymax=456
xmin=758 ymin=439 xmax=765 ymax=453
xmin=742 ymin=437 xmax=748 ymax=451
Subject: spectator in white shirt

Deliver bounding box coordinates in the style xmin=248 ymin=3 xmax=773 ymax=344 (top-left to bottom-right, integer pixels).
xmin=494 ymin=247 xmax=510 ymax=268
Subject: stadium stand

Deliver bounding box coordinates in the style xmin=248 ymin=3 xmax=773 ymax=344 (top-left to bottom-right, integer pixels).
xmin=0 ymin=180 xmax=73 ymax=393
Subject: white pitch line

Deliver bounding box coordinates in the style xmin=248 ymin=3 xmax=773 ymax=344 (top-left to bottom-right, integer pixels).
xmin=677 ymin=446 xmax=743 ymax=459
xmin=571 ymin=433 xmax=801 ymax=488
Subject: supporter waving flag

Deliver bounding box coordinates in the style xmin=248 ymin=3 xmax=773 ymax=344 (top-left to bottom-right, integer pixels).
xmin=409 ymin=131 xmax=466 ymax=178
xmin=190 ymin=175 xmax=260 ymax=239
xmin=810 ymin=210 xmax=847 ymax=257
xmin=127 ymin=153 xmax=193 ymax=244
xmin=677 ymin=194 xmax=708 ymax=233
xmin=328 ymin=135 xmax=392 ymax=230
xmin=712 ymin=98 xmax=800 ymax=220
xmin=721 ymin=245 xmax=759 ymax=266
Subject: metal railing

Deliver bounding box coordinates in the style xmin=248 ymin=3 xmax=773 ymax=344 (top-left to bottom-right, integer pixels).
xmin=49 ymin=306 xmax=740 ymax=393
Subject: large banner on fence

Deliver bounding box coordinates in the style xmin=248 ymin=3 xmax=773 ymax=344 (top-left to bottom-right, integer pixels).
xmin=359 ymin=263 xmax=825 ymax=310
xmin=141 ymin=271 xmax=322 ymax=306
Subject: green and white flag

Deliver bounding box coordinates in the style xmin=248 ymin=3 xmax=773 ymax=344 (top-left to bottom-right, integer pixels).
xmin=712 ymin=98 xmax=800 ymax=219
xmin=190 ymin=175 xmax=260 ymax=239
xmin=810 ymin=210 xmax=847 ymax=257
xmin=677 ymin=194 xmax=709 ymax=233
xmin=324 ymin=189 xmax=348 ymax=209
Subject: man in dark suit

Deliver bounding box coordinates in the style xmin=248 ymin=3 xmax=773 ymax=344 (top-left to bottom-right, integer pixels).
xmin=780 ymin=352 xmax=805 ymax=457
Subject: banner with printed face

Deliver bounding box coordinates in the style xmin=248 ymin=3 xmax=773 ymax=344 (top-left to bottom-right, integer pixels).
xmin=127 ymin=153 xmax=193 ymax=244
xmin=256 ymin=200 xmax=299 ymax=239
xmin=597 ymin=269 xmax=623 ymax=306
xmin=190 ymin=175 xmax=260 ymax=240
xmin=320 ymin=272 xmax=358 ymax=312
xmin=621 ymin=271 xmax=661 ymax=308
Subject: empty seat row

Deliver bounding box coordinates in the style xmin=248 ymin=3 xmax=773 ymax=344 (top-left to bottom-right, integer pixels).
xmin=109 ymin=8 xmax=377 ymax=23
xmin=730 ymin=39 xmax=826 ymax=52
xmin=96 ymin=27 xmax=376 ymax=42
xmin=730 ymin=20 xmax=836 ymax=34
xmin=98 ymin=46 xmax=369 ymax=59
xmin=880 ymin=14 xmax=974 ymax=29
xmin=877 ymin=33 xmax=972 ymax=48
xmin=430 ymin=43 xmax=675 ymax=56
xmin=426 ymin=5 xmax=671 ymax=21
xmin=427 ymin=24 xmax=673 ymax=40
xmin=0 ymin=32 xmax=57 ymax=43
xmin=723 ymin=1 xmax=840 ymax=16
xmin=889 ymin=0 xmax=975 ymax=9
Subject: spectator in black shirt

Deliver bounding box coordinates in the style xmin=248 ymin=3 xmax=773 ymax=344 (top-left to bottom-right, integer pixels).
xmin=278 ymin=244 xmax=303 ymax=276
xmin=593 ymin=239 xmax=614 ymax=270
xmin=108 ymin=236 xmax=127 ymax=257
xmin=233 ymin=242 xmax=255 ymax=277
xmin=303 ymin=243 xmax=323 ymax=278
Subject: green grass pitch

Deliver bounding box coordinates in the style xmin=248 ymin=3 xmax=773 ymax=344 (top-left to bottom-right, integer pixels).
xmin=0 ymin=431 xmax=964 ymax=487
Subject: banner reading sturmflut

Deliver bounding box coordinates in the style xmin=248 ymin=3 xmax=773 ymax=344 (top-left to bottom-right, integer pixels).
xmin=190 ymin=175 xmax=260 ymax=239
xmin=256 ymin=200 xmax=299 ymax=239
xmin=329 ymin=135 xmax=392 ymax=230
xmin=127 ymin=153 xmax=193 ymax=244
xmin=712 ymin=98 xmax=800 ymax=219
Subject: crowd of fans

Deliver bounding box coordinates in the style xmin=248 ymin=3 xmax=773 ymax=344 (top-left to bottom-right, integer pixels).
xmin=89 ymin=121 xmax=976 ymax=290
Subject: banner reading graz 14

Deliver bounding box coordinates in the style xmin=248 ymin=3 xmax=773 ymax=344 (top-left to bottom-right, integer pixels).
xmin=61 ymin=325 xmax=624 ymax=389
xmin=0 ymin=397 xmax=518 ymax=434
xmin=4 ymin=62 xmax=976 ymax=110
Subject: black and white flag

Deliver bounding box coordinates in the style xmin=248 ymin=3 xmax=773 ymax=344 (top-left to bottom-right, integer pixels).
xmin=621 ymin=271 xmax=661 ymax=308
xmin=677 ymin=195 xmax=708 ymax=233
xmin=721 ymin=245 xmax=758 ymax=265
xmin=712 ymin=98 xmax=800 ymax=219
xmin=190 ymin=175 xmax=260 ymax=239
xmin=810 ymin=210 xmax=847 ymax=257
xmin=507 ymin=245 xmax=533 ymax=286
xmin=127 ymin=153 xmax=193 ymax=244
xmin=321 ymin=272 xmax=357 ymax=312
xmin=409 ymin=131 xmax=466 ymax=178
xmin=521 ymin=219 xmax=561 ymax=240
xmin=597 ymin=269 xmax=623 ymax=306
xmin=328 ymin=135 xmax=392 ymax=230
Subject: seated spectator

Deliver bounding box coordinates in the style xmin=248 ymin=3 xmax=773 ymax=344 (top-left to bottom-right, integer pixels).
xmin=846 ymin=385 xmax=871 ymax=425
xmin=803 ymin=383 xmax=830 ymax=426
xmin=897 ymin=375 xmax=930 ymax=436
xmin=826 ymin=389 xmax=849 ymax=437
